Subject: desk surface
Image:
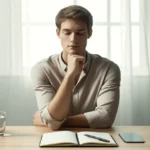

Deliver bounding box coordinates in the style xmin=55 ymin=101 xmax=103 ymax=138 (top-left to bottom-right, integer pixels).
xmin=0 ymin=126 xmax=150 ymax=150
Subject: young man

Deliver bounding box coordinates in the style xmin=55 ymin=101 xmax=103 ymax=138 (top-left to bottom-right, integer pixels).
xmin=31 ymin=5 xmax=121 ymax=130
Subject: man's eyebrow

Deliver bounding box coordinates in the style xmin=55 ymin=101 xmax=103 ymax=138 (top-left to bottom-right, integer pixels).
xmin=62 ymin=29 xmax=86 ymax=32
xmin=62 ymin=29 xmax=70 ymax=31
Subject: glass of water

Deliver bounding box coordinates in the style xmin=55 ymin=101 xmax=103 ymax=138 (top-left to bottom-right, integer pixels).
xmin=0 ymin=111 xmax=6 ymax=134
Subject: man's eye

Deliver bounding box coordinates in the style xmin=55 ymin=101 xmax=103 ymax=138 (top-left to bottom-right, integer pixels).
xmin=77 ymin=32 xmax=85 ymax=35
xmin=64 ymin=32 xmax=70 ymax=35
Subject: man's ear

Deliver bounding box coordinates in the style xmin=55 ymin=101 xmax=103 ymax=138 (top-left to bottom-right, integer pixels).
xmin=56 ymin=28 xmax=60 ymax=38
xmin=88 ymin=29 xmax=92 ymax=39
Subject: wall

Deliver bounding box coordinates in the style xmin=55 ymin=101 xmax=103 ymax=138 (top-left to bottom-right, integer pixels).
xmin=0 ymin=76 xmax=37 ymax=125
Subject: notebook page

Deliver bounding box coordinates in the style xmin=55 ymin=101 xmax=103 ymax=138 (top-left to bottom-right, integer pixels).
xmin=40 ymin=131 xmax=78 ymax=146
xmin=77 ymin=131 xmax=116 ymax=145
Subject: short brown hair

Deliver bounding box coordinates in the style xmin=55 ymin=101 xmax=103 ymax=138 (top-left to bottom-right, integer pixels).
xmin=55 ymin=5 xmax=93 ymax=31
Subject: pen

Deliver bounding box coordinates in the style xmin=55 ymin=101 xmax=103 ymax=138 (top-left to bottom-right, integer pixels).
xmin=0 ymin=133 xmax=4 ymax=136
xmin=84 ymin=134 xmax=110 ymax=143
xmin=0 ymin=133 xmax=11 ymax=137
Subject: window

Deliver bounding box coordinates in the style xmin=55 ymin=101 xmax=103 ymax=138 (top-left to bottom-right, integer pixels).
xmin=22 ymin=0 xmax=140 ymax=74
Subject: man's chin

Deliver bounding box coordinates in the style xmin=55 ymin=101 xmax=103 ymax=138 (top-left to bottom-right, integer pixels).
xmin=69 ymin=50 xmax=79 ymax=55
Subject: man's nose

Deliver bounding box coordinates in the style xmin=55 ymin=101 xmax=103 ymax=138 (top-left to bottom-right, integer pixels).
xmin=70 ymin=33 xmax=78 ymax=43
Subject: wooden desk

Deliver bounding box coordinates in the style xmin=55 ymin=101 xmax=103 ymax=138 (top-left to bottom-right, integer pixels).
xmin=0 ymin=126 xmax=150 ymax=149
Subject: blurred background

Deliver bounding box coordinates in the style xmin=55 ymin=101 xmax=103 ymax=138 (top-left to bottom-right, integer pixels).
xmin=0 ymin=0 xmax=150 ymax=126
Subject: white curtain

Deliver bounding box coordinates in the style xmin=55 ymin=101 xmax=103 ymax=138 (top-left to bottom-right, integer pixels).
xmin=116 ymin=0 xmax=150 ymax=125
xmin=0 ymin=0 xmax=22 ymax=75
xmin=0 ymin=0 xmax=150 ymax=125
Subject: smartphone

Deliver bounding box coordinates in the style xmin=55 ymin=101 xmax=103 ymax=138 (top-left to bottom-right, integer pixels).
xmin=119 ymin=133 xmax=145 ymax=143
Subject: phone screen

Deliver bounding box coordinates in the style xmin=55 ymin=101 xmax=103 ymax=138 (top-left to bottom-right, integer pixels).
xmin=119 ymin=133 xmax=145 ymax=143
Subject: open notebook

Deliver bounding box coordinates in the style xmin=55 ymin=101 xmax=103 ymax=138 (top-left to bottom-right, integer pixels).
xmin=39 ymin=131 xmax=118 ymax=147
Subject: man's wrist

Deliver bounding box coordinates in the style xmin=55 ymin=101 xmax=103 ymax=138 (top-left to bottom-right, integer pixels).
xmin=61 ymin=114 xmax=90 ymax=127
xmin=65 ymin=72 xmax=76 ymax=84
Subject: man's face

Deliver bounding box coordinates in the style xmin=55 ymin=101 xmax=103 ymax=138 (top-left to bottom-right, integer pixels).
xmin=56 ymin=19 xmax=92 ymax=62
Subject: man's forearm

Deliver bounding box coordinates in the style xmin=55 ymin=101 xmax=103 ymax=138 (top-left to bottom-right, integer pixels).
xmin=48 ymin=73 xmax=74 ymax=120
xmin=62 ymin=114 xmax=90 ymax=127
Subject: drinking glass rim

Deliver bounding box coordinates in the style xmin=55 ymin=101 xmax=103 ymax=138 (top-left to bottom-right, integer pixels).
xmin=0 ymin=111 xmax=6 ymax=116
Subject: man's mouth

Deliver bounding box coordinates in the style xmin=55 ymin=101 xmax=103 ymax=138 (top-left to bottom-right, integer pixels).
xmin=69 ymin=47 xmax=79 ymax=49
xmin=68 ymin=45 xmax=80 ymax=54
xmin=69 ymin=45 xmax=79 ymax=47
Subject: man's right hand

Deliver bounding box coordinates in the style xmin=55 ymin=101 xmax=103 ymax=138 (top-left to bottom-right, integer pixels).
xmin=66 ymin=54 xmax=85 ymax=79
xmin=33 ymin=111 xmax=46 ymax=126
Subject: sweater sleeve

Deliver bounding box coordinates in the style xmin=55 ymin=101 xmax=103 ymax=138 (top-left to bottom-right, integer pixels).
xmin=31 ymin=63 xmax=65 ymax=130
xmin=84 ymin=63 xmax=121 ymax=128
